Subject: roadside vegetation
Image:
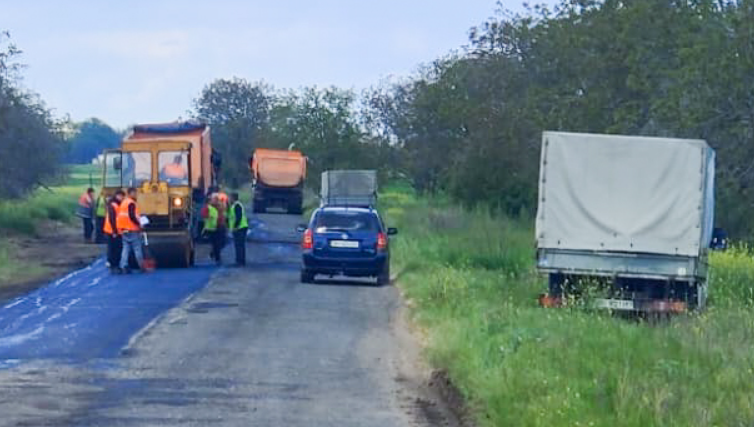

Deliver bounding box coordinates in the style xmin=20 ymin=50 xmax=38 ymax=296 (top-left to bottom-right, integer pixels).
xmin=383 ymin=185 xmax=754 ymax=427
xmin=0 ymin=165 xmax=96 ymax=284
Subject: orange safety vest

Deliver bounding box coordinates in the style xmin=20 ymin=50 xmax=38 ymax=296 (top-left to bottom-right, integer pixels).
xmin=162 ymin=163 xmax=187 ymax=179
xmin=116 ymin=197 xmax=140 ymax=233
xmin=103 ymin=201 xmax=118 ymax=235
xmin=78 ymin=193 xmax=92 ymax=208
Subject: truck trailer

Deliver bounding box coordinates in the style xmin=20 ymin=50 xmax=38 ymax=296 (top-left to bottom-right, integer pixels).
xmin=250 ymin=148 xmax=306 ymax=214
xmin=320 ymin=170 xmax=378 ymax=208
xmin=100 ymin=121 xmax=220 ymax=267
xmin=535 ymin=131 xmax=715 ymax=312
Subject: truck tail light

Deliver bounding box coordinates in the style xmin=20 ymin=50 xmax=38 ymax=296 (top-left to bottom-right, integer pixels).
xmin=302 ymin=229 xmax=313 ymax=250
xmin=377 ymin=232 xmax=387 ymax=251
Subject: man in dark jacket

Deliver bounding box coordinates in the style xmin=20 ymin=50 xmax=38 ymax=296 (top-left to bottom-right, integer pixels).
xmin=228 ymin=192 xmax=248 ymax=266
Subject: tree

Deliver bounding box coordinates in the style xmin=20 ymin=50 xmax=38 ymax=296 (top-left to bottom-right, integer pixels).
xmin=0 ymin=31 xmax=64 ymax=198
xmin=65 ymin=118 xmax=121 ymax=164
xmin=192 ymin=78 xmax=271 ymax=187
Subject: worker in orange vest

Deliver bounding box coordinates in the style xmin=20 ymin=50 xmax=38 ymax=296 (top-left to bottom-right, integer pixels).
xmin=160 ymin=155 xmax=188 ymax=183
xmin=104 ymin=190 xmax=125 ymax=274
xmin=76 ymin=188 xmax=95 ymax=242
xmin=117 ymin=187 xmax=145 ymax=273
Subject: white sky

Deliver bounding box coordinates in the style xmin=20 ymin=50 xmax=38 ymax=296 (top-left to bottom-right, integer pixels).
xmin=2 ymin=1 xmax=546 ymax=129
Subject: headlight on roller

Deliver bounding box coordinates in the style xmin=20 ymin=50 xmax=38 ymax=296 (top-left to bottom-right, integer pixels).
xmin=172 ymin=197 xmax=183 ymax=208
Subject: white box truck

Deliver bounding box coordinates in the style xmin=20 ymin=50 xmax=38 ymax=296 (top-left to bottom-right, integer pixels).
xmin=320 ymin=170 xmax=378 ymax=207
xmin=535 ymin=131 xmax=715 ymax=312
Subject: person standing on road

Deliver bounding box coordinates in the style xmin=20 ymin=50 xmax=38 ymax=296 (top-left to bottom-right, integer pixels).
xmin=94 ymin=191 xmax=107 ymax=244
xmin=104 ymin=190 xmax=125 ymax=274
xmin=228 ymin=192 xmax=248 ymax=267
xmin=117 ymin=187 xmax=145 ymax=273
xmin=76 ymin=188 xmax=95 ymax=242
xmin=204 ymin=194 xmax=227 ymax=265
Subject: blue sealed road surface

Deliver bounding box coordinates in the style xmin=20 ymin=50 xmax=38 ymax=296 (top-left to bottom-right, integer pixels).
xmin=0 ymin=258 xmax=215 ymax=363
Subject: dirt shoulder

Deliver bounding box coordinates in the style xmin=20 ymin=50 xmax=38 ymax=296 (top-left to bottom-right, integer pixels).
xmin=0 ymin=221 xmax=102 ymax=303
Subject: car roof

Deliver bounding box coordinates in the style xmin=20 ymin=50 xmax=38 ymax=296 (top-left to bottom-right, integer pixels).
xmin=316 ymin=206 xmax=377 ymax=214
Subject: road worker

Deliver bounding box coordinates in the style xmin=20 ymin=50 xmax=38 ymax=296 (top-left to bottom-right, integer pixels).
xmin=117 ymin=187 xmax=145 ymax=273
xmin=229 ymin=192 xmax=248 ymax=266
xmin=104 ymin=190 xmax=125 ymax=274
xmin=76 ymin=188 xmax=95 ymax=242
xmin=204 ymin=193 xmax=227 ymax=265
xmin=217 ymin=185 xmax=229 ymax=209
xmin=160 ymin=155 xmax=188 ymax=183
xmin=94 ymin=191 xmax=107 ymax=244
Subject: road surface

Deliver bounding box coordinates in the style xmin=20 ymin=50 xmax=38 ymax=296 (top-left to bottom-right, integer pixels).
xmin=0 ymin=213 xmax=456 ymax=426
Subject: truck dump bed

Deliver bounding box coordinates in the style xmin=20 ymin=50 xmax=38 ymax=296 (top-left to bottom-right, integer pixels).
xmin=536 ymin=132 xmax=715 ymax=259
xmin=124 ymin=121 xmax=212 ymax=192
xmin=321 ymin=170 xmax=377 ymax=207
xmin=252 ymin=149 xmax=306 ymax=188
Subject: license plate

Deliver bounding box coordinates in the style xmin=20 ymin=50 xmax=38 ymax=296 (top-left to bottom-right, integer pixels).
xmin=330 ymin=240 xmax=359 ymax=249
xmin=594 ymin=298 xmax=634 ymax=311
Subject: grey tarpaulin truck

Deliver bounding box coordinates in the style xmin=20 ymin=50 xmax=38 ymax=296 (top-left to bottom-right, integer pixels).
xmin=320 ymin=170 xmax=378 ymax=208
xmin=535 ymin=131 xmax=715 ymax=312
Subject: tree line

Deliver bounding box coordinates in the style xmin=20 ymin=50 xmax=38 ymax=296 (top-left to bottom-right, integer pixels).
xmin=195 ymin=0 xmax=754 ymax=238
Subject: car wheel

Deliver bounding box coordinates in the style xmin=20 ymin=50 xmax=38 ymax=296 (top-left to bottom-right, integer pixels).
xmin=377 ymin=263 xmax=390 ymax=287
xmin=301 ymin=269 xmax=315 ymax=284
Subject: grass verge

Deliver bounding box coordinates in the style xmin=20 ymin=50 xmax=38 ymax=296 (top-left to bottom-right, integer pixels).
xmin=0 ymin=164 xmax=97 ymax=286
xmin=383 ymin=185 xmax=754 ymax=427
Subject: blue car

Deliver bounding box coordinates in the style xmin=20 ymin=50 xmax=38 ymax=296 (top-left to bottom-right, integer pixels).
xmin=299 ymin=206 xmax=397 ymax=285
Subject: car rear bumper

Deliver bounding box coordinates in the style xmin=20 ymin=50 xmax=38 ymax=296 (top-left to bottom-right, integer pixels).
xmin=303 ymin=252 xmax=387 ymax=277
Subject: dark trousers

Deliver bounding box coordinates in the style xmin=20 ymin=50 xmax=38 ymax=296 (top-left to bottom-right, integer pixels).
xmin=82 ymin=217 xmax=94 ymax=241
xmin=107 ymin=234 xmax=122 ymax=269
xmin=233 ymin=228 xmax=248 ymax=266
xmin=95 ymin=217 xmax=106 ymax=243
xmin=211 ymin=229 xmax=227 ymax=263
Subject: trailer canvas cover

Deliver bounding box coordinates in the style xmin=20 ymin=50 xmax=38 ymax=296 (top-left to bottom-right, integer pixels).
xmin=536 ymin=132 xmax=714 ymax=257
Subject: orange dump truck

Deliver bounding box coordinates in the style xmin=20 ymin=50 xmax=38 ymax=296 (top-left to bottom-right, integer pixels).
xmin=250 ymin=148 xmax=306 ymax=214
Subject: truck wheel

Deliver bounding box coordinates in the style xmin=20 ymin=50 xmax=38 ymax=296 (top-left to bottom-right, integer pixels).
xmin=301 ymin=270 xmax=315 ymax=284
xmin=253 ymin=201 xmax=265 ymax=213
xmin=377 ymin=264 xmax=391 ymax=286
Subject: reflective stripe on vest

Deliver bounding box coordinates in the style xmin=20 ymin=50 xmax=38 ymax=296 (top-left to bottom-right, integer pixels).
xmin=204 ymin=205 xmax=218 ymax=232
xmin=116 ymin=198 xmax=140 ymax=232
xmin=228 ymin=201 xmax=248 ymax=231
xmin=103 ymin=201 xmax=118 ymax=235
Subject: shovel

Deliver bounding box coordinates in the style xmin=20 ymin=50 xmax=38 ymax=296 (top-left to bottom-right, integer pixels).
xmin=142 ymin=231 xmax=157 ymax=272
xmin=139 ymin=215 xmax=156 ymax=271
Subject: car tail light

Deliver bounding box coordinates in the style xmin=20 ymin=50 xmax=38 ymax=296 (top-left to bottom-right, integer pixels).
xmin=302 ymin=229 xmax=313 ymax=250
xmin=377 ymin=232 xmax=387 ymax=251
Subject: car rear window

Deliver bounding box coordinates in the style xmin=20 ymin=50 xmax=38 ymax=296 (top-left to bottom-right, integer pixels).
xmin=314 ymin=211 xmax=379 ymax=232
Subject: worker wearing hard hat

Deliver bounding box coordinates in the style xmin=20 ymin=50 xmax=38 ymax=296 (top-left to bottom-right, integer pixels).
xmin=117 ymin=187 xmax=145 ymax=273
xmin=228 ymin=192 xmax=248 ymax=266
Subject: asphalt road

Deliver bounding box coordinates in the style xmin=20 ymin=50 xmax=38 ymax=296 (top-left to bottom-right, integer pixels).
xmin=0 ymin=213 xmax=455 ymax=426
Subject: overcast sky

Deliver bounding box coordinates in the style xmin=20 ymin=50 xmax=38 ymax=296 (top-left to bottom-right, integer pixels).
xmin=3 ymin=1 xmax=540 ymax=129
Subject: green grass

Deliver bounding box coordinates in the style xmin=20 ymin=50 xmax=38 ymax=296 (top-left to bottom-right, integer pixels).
xmin=0 ymin=164 xmax=98 ymax=236
xmin=0 ymin=165 xmax=96 ymax=285
xmin=383 ymin=186 xmax=754 ymax=427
